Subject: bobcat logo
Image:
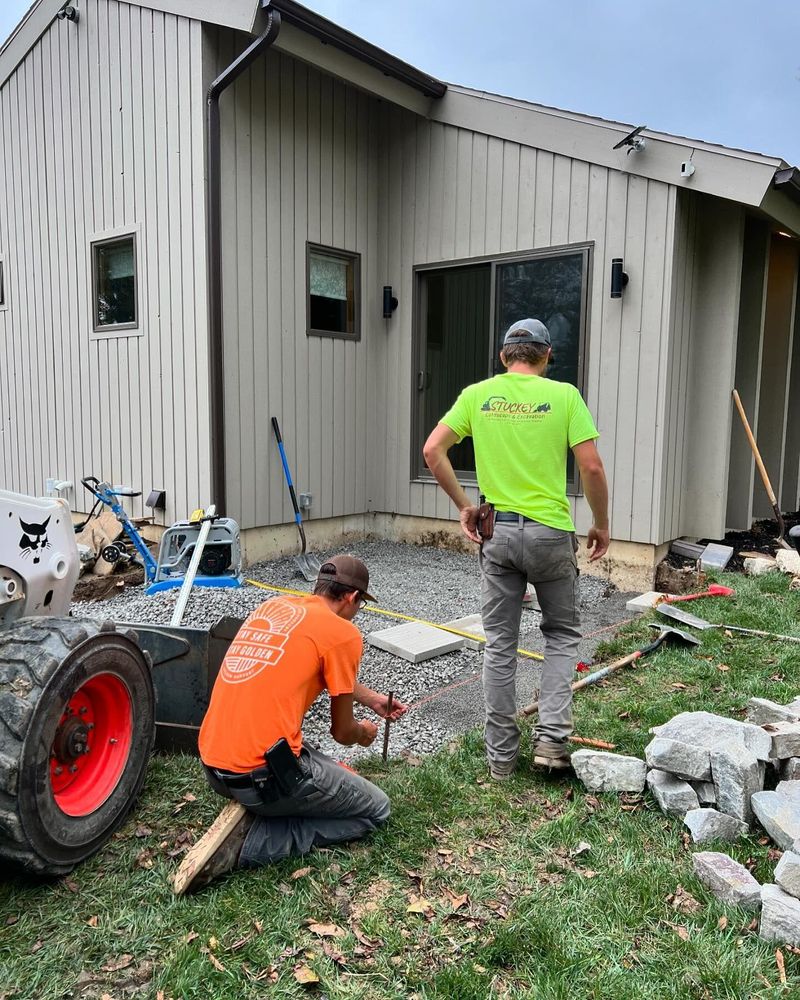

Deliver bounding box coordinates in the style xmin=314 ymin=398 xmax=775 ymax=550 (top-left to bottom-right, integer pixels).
xmin=534 ymin=403 xmax=551 ymax=413
xmin=19 ymin=517 xmax=51 ymax=565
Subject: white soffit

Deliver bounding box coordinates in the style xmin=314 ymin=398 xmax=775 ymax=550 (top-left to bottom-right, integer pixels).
xmin=433 ymin=85 xmax=786 ymax=210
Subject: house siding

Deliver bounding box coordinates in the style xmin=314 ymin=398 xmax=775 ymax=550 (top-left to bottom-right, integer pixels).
xmin=0 ymin=0 xmax=210 ymax=521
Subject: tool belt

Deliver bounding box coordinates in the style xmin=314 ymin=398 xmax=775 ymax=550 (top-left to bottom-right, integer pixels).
xmin=206 ymin=764 xmax=282 ymax=803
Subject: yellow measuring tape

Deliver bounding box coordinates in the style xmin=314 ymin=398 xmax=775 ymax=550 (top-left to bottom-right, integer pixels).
xmin=245 ymin=579 xmax=544 ymax=662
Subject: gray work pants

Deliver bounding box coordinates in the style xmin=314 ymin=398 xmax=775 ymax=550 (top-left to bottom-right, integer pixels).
xmin=480 ymin=516 xmax=581 ymax=767
xmin=205 ymin=746 xmax=391 ymax=867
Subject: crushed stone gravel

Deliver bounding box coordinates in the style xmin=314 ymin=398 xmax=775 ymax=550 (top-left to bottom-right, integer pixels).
xmin=70 ymin=539 xmax=632 ymax=763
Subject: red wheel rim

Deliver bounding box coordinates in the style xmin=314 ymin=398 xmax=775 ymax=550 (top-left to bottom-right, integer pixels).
xmin=50 ymin=673 xmax=133 ymax=816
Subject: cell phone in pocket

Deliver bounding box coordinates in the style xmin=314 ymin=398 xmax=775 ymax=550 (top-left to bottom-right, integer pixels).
xmin=265 ymin=738 xmax=306 ymax=796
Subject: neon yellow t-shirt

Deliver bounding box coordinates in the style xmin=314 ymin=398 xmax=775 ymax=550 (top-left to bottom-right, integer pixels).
xmin=440 ymin=373 xmax=599 ymax=532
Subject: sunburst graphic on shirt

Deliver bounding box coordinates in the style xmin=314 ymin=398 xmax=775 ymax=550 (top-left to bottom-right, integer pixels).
xmin=221 ymin=599 xmax=307 ymax=683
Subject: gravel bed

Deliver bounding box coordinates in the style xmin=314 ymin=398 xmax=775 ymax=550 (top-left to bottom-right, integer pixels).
xmin=70 ymin=540 xmax=628 ymax=763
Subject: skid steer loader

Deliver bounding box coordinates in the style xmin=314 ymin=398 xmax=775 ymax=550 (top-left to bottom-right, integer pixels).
xmin=0 ymin=489 xmax=242 ymax=876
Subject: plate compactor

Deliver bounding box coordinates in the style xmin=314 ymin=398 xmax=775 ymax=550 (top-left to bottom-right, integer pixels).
xmin=0 ymin=489 xmax=243 ymax=876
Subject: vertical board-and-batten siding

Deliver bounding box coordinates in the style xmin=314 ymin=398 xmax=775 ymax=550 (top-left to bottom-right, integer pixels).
xmin=0 ymin=0 xmax=209 ymax=521
xmin=377 ymin=111 xmax=678 ymax=543
xmin=217 ymin=41 xmax=384 ymax=531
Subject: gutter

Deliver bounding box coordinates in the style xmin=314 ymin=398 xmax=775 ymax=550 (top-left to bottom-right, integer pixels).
xmin=206 ymin=9 xmax=282 ymax=515
xmin=263 ymin=0 xmax=447 ymax=99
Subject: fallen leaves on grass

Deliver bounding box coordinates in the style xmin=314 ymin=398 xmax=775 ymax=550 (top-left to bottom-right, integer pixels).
xmin=5 ymin=916 xmax=18 ymax=926
xmin=134 ymin=824 xmax=153 ymax=838
xmin=86 ymin=915 xmax=99 ymax=928
xmin=667 ymin=886 xmax=702 ymax=915
xmin=100 ymin=955 xmax=133 ymax=973
xmin=242 ymin=963 xmax=279 ymax=983
xmin=776 ymin=949 xmax=786 ymax=985
xmin=293 ymin=963 xmax=319 ymax=984
xmin=200 ymin=946 xmax=225 ymax=972
xmin=306 ymin=921 xmax=346 ymax=939
xmin=442 ymin=888 xmax=469 ymax=911
xmin=665 ymin=921 xmax=690 ymax=941
xmin=406 ymin=895 xmax=435 ymax=919
xmin=717 ymin=916 xmax=728 ymax=930
xmin=483 ymin=899 xmax=509 ymax=920
xmin=291 ymin=866 xmax=312 ymax=880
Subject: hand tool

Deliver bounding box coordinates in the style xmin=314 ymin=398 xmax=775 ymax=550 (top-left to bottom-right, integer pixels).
xmin=519 ymin=624 xmax=699 ymax=716
xmin=382 ymin=691 xmax=395 ymax=761
xmin=732 ymin=389 xmax=791 ymax=550
xmin=662 ymin=584 xmax=735 ymax=604
xmin=271 ymin=417 xmax=323 ymax=581
xmin=658 ymin=603 xmax=800 ymax=644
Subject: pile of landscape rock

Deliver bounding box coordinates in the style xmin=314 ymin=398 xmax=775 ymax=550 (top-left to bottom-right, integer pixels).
xmin=571 ymin=697 xmax=800 ymax=946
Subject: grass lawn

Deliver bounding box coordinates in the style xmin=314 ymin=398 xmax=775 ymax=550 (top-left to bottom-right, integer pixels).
xmin=1 ymin=570 xmax=799 ymax=999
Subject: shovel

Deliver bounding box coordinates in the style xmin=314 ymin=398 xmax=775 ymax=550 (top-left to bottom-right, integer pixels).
xmin=658 ymin=603 xmax=800 ymax=644
xmin=271 ymin=417 xmax=322 ymax=582
xmin=520 ymin=624 xmax=699 ymax=716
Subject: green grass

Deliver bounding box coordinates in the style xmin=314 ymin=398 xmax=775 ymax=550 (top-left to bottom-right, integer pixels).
xmin=2 ymin=571 xmax=799 ymax=999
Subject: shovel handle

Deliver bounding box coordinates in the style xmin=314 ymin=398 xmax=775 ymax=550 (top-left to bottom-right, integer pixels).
xmin=732 ymin=390 xmax=788 ymax=547
xmin=271 ymin=417 xmax=303 ymax=527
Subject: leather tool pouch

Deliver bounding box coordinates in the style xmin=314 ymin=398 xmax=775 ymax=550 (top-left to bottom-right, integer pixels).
xmin=477 ymin=498 xmax=495 ymax=541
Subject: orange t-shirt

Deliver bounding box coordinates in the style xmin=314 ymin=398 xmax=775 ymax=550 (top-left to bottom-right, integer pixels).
xmin=198 ymin=595 xmax=362 ymax=772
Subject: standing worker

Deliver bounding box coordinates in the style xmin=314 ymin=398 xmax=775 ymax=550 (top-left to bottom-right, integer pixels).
xmin=423 ymin=319 xmax=609 ymax=779
xmin=173 ymin=555 xmax=407 ymax=894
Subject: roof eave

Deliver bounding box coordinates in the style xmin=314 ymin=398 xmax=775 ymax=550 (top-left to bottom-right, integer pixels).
xmin=263 ymin=0 xmax=446 ymax=99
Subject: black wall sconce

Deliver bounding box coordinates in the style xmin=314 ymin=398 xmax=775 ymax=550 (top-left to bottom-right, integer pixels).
xmin=383 ymin=285 xmax=398 ymax=319
xmin=610 ymin=258 xmax=628 ymax=298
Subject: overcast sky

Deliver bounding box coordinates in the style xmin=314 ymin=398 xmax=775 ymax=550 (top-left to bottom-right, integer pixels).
xmin=2 ymin=0 xmax=799 ymax=165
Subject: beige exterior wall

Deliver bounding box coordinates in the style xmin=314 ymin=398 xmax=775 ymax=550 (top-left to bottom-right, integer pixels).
xmin=219 ymin=43 xmax=687 ymax=546
xmin=0 ymin=0 xmax=210 ymax=522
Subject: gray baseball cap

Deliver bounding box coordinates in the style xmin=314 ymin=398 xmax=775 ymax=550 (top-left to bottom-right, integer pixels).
xmin=503 ymin=318 xmax=551 ymax=347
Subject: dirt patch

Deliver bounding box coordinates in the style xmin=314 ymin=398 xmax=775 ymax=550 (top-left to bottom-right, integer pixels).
xmin=659 ymin=511 xmax=800 ymax=581
xmin=72 ymin=566 xmax=144 ymax=603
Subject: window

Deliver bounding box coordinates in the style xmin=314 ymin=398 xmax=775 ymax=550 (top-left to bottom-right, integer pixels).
xmin=414 ymin=244 xmax=591 ymax=491
xmin=0 ymin=255 xmax=6 ymax=310
xmin=307 ymin=243 xmax=360 ymax=340
xmin=91 ymin=233 xmax=138 ymax=332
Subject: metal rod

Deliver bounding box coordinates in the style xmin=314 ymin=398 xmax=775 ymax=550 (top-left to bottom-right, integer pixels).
xmin=381 ymin=691 xmax=394 ymax=761
xmin=170 ymin=506 xmax=216 ymax=627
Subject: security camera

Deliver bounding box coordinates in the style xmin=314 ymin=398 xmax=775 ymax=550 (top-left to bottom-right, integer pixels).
xmin=680 ymin=161 xmax=695 ymax=178
xmin=56 ymin=4 xmax=79 ymax=21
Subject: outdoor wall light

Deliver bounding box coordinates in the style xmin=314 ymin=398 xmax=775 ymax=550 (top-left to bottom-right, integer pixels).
xmin=56 ymin=4 xmax=79 ymax=22
xmin=610 ymin=258 xmax=628 ymax=299
xmin=382 ymin=285 xmax=398 ymax=319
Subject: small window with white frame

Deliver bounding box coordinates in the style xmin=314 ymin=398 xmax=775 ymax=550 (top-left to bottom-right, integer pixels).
xmin=307 ymin=243 xmax=360 ymax=340
xmin=91 ymin=232 xmax=138 ymax=333
xmin=0 ymin=254 xmax=7 ymax=311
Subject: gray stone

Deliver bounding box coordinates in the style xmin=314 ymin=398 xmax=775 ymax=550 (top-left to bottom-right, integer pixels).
xmin=366 ymin=622 xmax=464 ymax=663
xmin=571 ymin=750 xmax=646 ymax=793
xmin=751 ymin=782 xmax=800 ymax=849
xmin=759 ymin=884 xmax=800 ymax=946
xmin=692 ymin=851 xmax=762 ymax=910
xmin=785 ymin=697 xmax=800 ymax=715
xmin=684 ymin=808 xmax=748 ymax=844
xmin=700 ymin=543 xmax=734 ymax=570
xmin=644 ymin=736 xmax=711 ymax=781
xmin=763 ymin=722 xmax=800 ymax=760
xmin=650 ymin=711 xmax=772 ymax=762
xmin=710 ymin=741 xmax=763 ymax=824
xmin=646 ymin=769 xmax=699 ymax=817
xmin=745 ymin=697 xmax=800 ymax=726
xmin=780 ymin=758 xmax=800 ymax=781
xmin=442 ymin=613 xmax=486 ymax=651
xmin=692 ymin=780 xmax=717 ymax=806
xmin=774 ymin=851 xmax=800 ymax=899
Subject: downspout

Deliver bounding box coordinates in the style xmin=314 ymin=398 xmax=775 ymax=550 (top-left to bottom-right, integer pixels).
xmin=206 ymin=10 xmax=281 ymax=514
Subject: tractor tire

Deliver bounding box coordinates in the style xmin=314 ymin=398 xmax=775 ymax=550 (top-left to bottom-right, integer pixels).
xmin=0 ymin=617 xmax=155 ymax=875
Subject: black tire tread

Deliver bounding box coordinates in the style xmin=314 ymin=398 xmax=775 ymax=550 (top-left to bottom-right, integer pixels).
xmin=0 ymin=617 xmax=136 ymax=874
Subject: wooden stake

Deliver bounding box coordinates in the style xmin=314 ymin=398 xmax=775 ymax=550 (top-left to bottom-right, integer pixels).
xmin=381 ymin=691 xmax=394 ymax=762
xmin=569 ymin=736 xmax=616 ymax=750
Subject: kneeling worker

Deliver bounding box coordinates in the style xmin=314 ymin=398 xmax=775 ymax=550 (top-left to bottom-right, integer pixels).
xmin=172 ymin=555 xmax=407 ymax=894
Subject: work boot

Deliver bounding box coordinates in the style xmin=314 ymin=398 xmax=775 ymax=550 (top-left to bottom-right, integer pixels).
xmin=489 ymin=752 xmax=518 ymax=782
xmin=532 ymin=739 xmax=571 ymax=771
xmin=171 ymin=800 xmax=254 ymax=895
